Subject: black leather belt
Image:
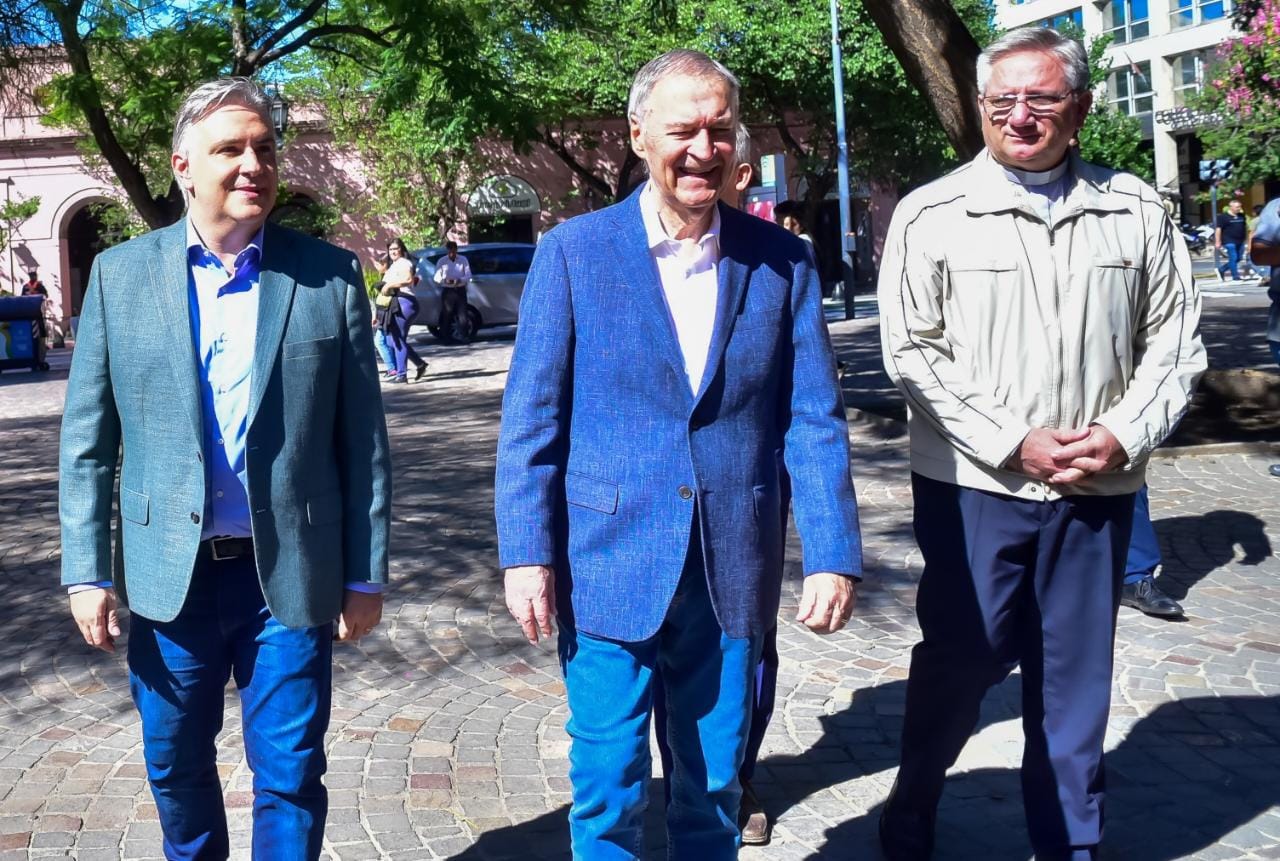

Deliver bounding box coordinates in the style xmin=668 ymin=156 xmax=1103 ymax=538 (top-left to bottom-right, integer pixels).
xmin=200 ymin=536 xmax=254 ymax=561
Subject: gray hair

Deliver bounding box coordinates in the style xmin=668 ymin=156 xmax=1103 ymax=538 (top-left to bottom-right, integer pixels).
xmin=627 ymin=49 xmax=740 ymax=125
xmin=172 ymin=77 xmax=273 ymax=156
xmin=976 ymin=27 xmax=1089 ymax=95
xmin=733 ymin=122 xmax=752 ymax=168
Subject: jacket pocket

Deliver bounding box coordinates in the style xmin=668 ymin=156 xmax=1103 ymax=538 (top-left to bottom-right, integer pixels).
xmin=946 ymin=255 xmax=1017 ymax=274
xmin=1091 ymin=256 xmax=1140 ymax=293
xmin=306 ymin=490 xmax=343 ymax=525
xmin=120 ymin=487 xmax=150 ymax=525
xmin=284 ymin=335 xmax=338 ymax=360
xmin=565 ymin=472 xmax=619 ymax=515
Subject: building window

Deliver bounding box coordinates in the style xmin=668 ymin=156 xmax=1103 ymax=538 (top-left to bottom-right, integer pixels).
xmin=1170 ymin=0 xmax=1232 ymax=30
xmin=1035 ymin=8 xmax=1084 ymax=29
xmin=1171 ymin=51 xmax=1211 ymax=107
xmin=1104 ymin=0 xmax=1150 ymax=43
xmin=1109 ymin=61 xmax=1154 ymax=117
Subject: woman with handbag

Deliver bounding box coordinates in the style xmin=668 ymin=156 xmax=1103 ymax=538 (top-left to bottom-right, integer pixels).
xmin=380 ymin=238 xmax=428 ymax=383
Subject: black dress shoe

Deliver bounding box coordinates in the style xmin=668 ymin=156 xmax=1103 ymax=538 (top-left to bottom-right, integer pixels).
xmin=414 ymin=362 xmax=428 ymax=381
xmin=879 ymin=782 xmax=934 ymax=861
xmin=1120 ymin=575 xmax=1184 ymax=617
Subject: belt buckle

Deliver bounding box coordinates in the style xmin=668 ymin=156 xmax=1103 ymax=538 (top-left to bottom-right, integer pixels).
xmin=210 ymin=537 xmax=235 ymax=561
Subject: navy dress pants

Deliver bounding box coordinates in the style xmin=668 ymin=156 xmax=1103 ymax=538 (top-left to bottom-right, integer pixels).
xmin=896 ymin=473 xmax=1134 ymax=857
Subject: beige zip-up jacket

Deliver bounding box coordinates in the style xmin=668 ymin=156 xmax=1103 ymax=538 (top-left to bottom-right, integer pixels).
xmin=879 ymin=150 xmax=1206 ymax=500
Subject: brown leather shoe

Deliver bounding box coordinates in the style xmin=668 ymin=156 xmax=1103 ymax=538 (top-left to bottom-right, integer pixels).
xmin=739 ymin=779 xmax=770 ymax=845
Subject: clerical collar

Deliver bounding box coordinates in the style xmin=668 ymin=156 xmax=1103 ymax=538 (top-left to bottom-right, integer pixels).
xmin=999 ymin=158 xmax=1070 ymax=188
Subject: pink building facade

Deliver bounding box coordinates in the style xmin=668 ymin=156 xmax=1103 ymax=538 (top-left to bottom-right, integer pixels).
xmin=1 ymin=100 xmax=894 ymax=344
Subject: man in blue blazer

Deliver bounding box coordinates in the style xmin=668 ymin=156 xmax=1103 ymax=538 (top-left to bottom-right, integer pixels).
xmin=495 ymin=50 xmax=862 ymax=858
xmin=59 ymin=78 xmax=391 ymax=860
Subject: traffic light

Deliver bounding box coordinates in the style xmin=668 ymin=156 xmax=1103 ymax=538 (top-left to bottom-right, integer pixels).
xmin=1198 ymin=158 xmax=1233 ymax=182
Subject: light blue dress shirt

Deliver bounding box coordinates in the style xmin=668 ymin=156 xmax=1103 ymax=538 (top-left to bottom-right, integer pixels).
xmin=187 ymin=219 xmax=260 ymax=540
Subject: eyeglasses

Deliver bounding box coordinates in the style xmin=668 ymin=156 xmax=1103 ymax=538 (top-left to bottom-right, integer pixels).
xmin=982 ymin=92 xmax=1075 ymax=118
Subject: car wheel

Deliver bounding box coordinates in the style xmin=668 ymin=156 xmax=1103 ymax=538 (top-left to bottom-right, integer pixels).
xmin=427 ymin=324 xmax=442 ymax=339
xmin=466 ymin=307 xmax=482 ymax=336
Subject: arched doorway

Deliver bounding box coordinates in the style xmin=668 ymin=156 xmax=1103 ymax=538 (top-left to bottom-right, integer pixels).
xmin=64 ymin=201 xmax=126 ymax=327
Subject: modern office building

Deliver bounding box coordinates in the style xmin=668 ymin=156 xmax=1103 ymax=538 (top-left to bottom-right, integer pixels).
xmin=994 ymin=0 xmax=1250 ymax=222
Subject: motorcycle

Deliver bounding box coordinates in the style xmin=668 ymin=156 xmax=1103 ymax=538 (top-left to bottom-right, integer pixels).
xmin=1180 ymin=223 xmax=1210 ymax=255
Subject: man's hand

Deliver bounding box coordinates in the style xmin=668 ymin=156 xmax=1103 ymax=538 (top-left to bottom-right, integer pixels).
xmin=1009 ymin=427 xmax=1091 ymax=480
xmin=336 ymin=590 xmax=384 ymax=642
xmin=70 ymin=588 xmax=121 ymax=653
xmin=505 ymin=565 xmax=556 ymax=645
xmin=796 ymin=572 xmax=857 ymax=635
xmin=1047 ymin=424 xmax=1128 ymax=484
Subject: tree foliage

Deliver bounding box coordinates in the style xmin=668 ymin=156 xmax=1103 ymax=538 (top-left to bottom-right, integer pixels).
xmin=0 ymin=194 xmax=41 ymax=254
xmin=0 ymin=0 xmax=558 ymax=228
xmin=1195 ymin=0 xmax=1280 ymax=188
xmin=1075 ymin=31 xmax=1153 ymax=182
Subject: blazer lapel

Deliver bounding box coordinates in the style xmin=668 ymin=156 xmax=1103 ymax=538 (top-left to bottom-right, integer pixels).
xmin=248 ymin=224 xmax=298 ymax=427
xmin=695 ymin=203 xmax=752 ymax=402
xmin=612 ymin=194 xmax=690 ymax=394
xmin=147 ymin=222 xmax=203 ymax=445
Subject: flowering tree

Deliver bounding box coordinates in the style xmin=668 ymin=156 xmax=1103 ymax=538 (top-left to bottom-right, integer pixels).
xmin=1196 ymin=0 xmax=1280 ymax=188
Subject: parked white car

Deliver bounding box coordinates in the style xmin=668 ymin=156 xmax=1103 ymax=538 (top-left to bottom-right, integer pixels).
xmin=411 ymin=243 xmax=535 ymax=340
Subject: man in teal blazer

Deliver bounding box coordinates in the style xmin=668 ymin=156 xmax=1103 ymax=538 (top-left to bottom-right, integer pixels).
xmin=59 ymin=78 xmax=391 ymax=860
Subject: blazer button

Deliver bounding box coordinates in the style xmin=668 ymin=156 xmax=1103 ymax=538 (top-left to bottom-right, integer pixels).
xmin=678 ymin=485 xmax=694 ymax=500
xmin=191 ymin=512 xmax=201 ymax=524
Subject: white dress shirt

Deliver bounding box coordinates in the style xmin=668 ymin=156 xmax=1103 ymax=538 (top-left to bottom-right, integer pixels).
xmin=433 ymin=254 xmax=472 ymax=287
xmin=639 ymin=182 xmax=721 ymax=393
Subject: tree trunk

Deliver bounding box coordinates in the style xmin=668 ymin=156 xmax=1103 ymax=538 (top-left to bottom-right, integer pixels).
xmin=47 ymin=1 xmax=179 ymax=228
xmin=862 ymin=0 xmax=984 ymax=161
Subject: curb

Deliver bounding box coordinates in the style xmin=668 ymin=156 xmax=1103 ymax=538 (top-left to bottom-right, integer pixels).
xmin=1150 ymin=440 xmax=1280 ymax=459
xmin=847 ymin=406 xmax=1279 ymax=461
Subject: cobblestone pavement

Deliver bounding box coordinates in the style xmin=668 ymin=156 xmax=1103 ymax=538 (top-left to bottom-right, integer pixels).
xmin=0 ymin=298 xmax=1277 ymax=860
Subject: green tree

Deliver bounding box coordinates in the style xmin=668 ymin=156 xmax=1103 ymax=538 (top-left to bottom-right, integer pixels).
xmin=0 ymin=0 xmax=570 ymax=229
xmin=1195 ymin=0 xmax=1280 ymax=188
xmin=1075 ymin=32 xmax=1153 ymax=181
xmin=0 ymin=195 xmax=41 ymax=254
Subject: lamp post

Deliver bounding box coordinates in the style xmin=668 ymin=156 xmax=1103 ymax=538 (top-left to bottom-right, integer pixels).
xmin=829 ymin=0 xmax=856 ymax=320
xmin=269 ymin=87 xmax=290 ymax=150
xmin=1 ymin=176 xmax=15 ymax=294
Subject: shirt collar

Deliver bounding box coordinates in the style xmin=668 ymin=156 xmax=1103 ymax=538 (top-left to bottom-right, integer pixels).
xmin=639 ymin=181 xmax=721 ymax=254
xmin=186 ymin=218 xmax=266 ymax=270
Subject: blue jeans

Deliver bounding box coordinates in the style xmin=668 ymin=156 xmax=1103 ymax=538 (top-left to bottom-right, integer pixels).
xmin=373 ymin=325 xmax=395 ymax=369
xmin=127 ymin=554 xmax=332 ymax=860
xmin=1124 ymin=485 xmax=1161 ymax=585
xmin=1219 ymin=242 xmax=1243 ymax=279
xmin=386 ymin=295 xmax=425 ymax=377
xmin=558 ymin=559 xmax=761 ymax=860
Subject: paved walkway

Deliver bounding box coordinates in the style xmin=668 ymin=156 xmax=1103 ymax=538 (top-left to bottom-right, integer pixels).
xmin=0 ymin=297 xmax=1277 ymax=860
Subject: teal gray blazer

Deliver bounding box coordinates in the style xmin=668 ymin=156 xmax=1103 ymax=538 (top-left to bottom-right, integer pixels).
xmin=59 ymin=221 xmax=392 ymax=629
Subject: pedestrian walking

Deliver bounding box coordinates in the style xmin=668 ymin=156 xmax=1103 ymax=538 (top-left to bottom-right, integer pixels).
xmin=380 ymin=238 xmax=428 ymax=383
xmin=1216 ymin=199 xmax=1249 ymax=282
xmin=877 ymin=27 xmax=1205 ymax=861
xmin=58 ymin=77 xmax=392 ymax=861
xmin=369 ymin=254 xmax=398 ymax=374
xmin=496 ymin=49 xmax=862 ymax=859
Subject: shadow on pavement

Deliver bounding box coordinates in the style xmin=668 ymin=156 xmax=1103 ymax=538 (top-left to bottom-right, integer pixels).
xmin=1153 ymin=510 xmax=1273 ymax=603
xmin=805 ymin=692 xmax=1280 ymax=860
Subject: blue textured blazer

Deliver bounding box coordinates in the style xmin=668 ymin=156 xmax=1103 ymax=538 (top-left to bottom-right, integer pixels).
xmin=495 ymin=191 xmax=862 ymax=641
xmin=59 ymin=221 xmax=392 ymax=629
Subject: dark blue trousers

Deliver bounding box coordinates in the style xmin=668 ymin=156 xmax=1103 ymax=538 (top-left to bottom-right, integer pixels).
xmin=896 ymin=474 xmax=1134 ymax=857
